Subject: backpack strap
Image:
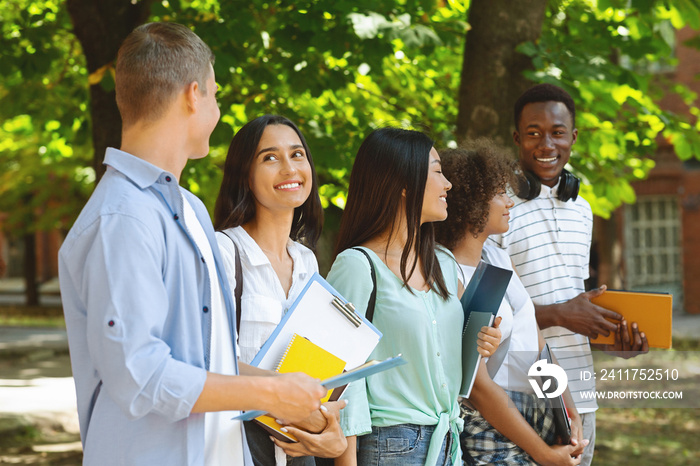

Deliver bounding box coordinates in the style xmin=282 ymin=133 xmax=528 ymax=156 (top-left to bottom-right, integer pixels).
xmin=351 ymin=247 xmax=377 ymax=323
xmin=222 ymin=230 xmax=243 ymax=341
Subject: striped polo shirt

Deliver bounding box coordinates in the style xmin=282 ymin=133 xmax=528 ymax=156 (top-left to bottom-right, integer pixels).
xmin=487 ymin=182 xmax=598 ymax=413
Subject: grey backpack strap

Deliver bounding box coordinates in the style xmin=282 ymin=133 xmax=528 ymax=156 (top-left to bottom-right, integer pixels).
xmin=351 ymin=247 xmax=377 ymax=323
xmin=222 ymin=231 xmax=243 ymax=342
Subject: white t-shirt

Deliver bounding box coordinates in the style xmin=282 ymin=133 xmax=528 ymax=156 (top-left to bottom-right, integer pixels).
xmin=181 ymin=194 xmax=244 ymax=465
xmin=487 ymin=182 xmax=598 ymax=413
xmin=457 ymin=245 xmax=540 ymax=393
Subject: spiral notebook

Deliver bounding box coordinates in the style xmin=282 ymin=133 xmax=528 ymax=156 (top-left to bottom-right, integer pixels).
xmin=233 ymin=355 xmax=406 ymax=423
xmin=459 ymin=261 xmax=512 ymax=398
xmin=459 ymin=311 xmax=495 ymax=398
xmin=254 ymin=334 xmax=347 ymax=442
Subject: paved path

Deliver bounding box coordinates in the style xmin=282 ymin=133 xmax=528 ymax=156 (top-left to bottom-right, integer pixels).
xmin=0 ymin=327 xmax=68 ymax=353
xmin=0 ymin=354 xmax=78 ymax=432
xmin=0 ymin=327 xmax=80 ymax=461
xmin=0 ymin=327 xmax=75 ymax=426
xmin=0 ymin=278 xmax=62 ymax=306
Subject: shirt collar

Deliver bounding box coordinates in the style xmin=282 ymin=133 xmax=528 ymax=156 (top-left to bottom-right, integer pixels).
xmin=540 ymin=178 xmax=562 ymax=199
xmin=235 ymin=227 xmax=269 ymax=267
xmin=287 ymin=240 xmax=309 ymax=277
xmin=103 ymin=147 xmax=176 ymax=189
xmin=236 ymin=227 xmax=309 ymax=277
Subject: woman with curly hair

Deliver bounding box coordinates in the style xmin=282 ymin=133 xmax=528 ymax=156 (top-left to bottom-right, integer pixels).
xmin=434 ymin=139 xmax=587 ymax=466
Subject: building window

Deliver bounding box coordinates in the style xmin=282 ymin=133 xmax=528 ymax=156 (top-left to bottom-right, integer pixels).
xmin=624 ymin=196 xmax=682 ymax=291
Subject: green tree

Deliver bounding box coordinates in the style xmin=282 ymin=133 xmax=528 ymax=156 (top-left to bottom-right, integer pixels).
xmin=66 ymin=0 xmax=154 ymax=181
xmin=456 ymin=0 xmax=549 ymax=147
xmin=3 ymin=0 xmax=700 ymax=291
xmin=1 ymin=0 xmax=462 ymax=281
xmin=458 ymin=0 xmax=700 ymax=217
xmin=1 ymin=1 xmax=94 ymax=303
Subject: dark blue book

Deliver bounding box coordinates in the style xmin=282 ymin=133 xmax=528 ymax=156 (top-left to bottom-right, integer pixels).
xmin=459 ymin=261 xmax=512 ymax=397
xmin=460 ymin=261 xmax=513 ymax=320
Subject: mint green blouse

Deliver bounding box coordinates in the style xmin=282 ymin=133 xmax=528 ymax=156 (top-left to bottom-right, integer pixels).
xmin=326 ymin=247 xmax=464 ymax=466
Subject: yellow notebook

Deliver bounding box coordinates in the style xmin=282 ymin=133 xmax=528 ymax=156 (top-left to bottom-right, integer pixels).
xmin=590 ymin=290 xmax=673 ymax=349
xmin=255 ymin=333 xmax=346 ymax=442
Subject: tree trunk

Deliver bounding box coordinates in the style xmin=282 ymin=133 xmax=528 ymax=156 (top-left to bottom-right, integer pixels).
xmin=66 ymin=0 xmax=154 ymax=183
xmin=456 ymin=0 xmax=548 ymax=149
xmin=24 ymin=233 xmax=38 ymax=306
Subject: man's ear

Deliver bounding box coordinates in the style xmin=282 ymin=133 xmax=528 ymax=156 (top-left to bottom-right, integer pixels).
xmin=571 ymin=128 xmax=578 ymax=145
xmin=513 ymin=130 xmax=521 ymax=147
xmin=184 ymin=81 xmax=199 ymax=113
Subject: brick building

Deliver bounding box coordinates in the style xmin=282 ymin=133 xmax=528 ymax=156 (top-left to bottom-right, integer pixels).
xmin=0 ymin=217 xmax=60 ymax=284
xmin=593 ymin=27 xmax=700 ymax=314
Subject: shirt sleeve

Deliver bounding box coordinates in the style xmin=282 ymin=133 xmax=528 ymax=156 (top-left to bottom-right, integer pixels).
xmin=325 ymin=250 xmax=374 ymax=437
xmin=75 ymin=213 xmax=207 ymax=422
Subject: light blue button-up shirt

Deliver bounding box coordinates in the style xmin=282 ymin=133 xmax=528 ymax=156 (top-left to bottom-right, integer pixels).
xmin=58 ymin=148 xmax=251 ymax=465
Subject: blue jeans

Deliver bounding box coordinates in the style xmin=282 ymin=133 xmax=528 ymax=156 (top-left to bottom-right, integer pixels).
xmin=358 ymin=424 xmax=453 ymax=466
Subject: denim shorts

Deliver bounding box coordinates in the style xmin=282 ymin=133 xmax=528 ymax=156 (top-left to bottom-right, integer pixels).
xmin=357 ymin=424 xmax=453 ymax=466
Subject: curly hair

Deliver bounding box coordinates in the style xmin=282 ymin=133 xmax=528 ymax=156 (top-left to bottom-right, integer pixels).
xmin=435 ymin=139 xmax=519 ymax=250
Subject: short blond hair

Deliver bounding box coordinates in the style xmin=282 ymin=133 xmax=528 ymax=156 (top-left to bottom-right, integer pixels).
xmin=115 ymin=22 xmax=215 ymax=126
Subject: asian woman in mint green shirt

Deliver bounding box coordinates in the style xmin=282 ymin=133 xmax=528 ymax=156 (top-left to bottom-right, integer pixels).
xmin=326 ymin=128 xmax=501 ymax=466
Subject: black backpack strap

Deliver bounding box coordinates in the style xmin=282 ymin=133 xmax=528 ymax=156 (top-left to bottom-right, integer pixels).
xmin=351 ymin=247 xmax=377 ymax=323
xmin=222 ymin=231 xmax=243 ymax=342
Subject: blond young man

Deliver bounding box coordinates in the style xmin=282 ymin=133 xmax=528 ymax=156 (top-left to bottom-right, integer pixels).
xmin=59 ymin=22 xmax=325 ymax=465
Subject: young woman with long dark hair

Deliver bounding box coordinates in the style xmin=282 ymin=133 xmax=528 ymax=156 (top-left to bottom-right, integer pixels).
xmin=214 ymin=115 xmax=346 ymax=466
xmin=326 ymin=128 xmax=501 ymax=466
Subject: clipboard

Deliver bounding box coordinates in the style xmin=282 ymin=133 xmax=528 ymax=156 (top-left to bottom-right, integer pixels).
xmin=233 ymin=355 xmax=406 ymax=421
xmin=251 ymin=273 xmax=383 ymax=372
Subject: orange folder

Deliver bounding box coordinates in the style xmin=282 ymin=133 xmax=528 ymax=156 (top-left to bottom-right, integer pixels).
xmin=590 ymin=290 xmax=673 ymax=349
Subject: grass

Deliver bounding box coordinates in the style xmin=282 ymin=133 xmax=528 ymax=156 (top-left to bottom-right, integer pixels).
xmin=0 ymin=305 xmax=65 ymax=328
xmin=595 ymin=408 xmax=700 ymax=465
xmin=669 ymin=337 xmax=700 ymax=351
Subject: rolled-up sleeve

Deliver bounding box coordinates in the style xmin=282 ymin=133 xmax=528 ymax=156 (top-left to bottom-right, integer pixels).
xmin=326 ymin=251 xmax=375 ymax=437
xmin=77 ymin=213 xmax=207 ymax=422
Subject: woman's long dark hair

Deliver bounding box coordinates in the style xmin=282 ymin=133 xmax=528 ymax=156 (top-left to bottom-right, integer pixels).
xmin=334 ymin=127 xmax=450 ymax=299
xmin=214 ymin=115 xmax=324 ymax=249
